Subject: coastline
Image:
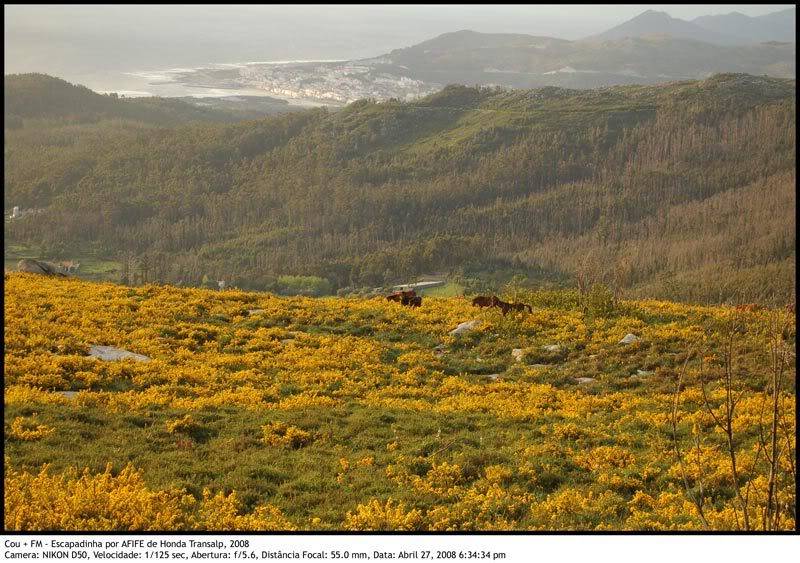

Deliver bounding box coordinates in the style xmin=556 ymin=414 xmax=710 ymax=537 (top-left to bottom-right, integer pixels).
xmin=110 ymin=60 xmax=352 ymax=105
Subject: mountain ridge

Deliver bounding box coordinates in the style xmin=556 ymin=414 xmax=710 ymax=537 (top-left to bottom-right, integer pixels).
xmin=692 ymin=8 xmax=796 ymax=44
xmin=589 ymin=9 xmax=742 ymax=45
xmin=374 ymin=28 xmax=794 ymax=90
xmin=590 ymin=7 xmax=795 ymax=45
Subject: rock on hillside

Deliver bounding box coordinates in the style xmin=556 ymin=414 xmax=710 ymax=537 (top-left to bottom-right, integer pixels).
xmin=17 ymin=259 xmax=65 ymax=277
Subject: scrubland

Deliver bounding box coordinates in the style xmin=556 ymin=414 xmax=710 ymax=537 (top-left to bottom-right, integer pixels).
xmin=3 ymin=274 xmax=795 ymax=530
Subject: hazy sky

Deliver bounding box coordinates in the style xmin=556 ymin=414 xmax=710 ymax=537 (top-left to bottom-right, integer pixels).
xmin=4 ymin=4 xmax=794 ymax=89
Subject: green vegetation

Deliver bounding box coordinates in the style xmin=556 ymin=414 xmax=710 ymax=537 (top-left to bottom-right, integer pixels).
xmin=4 ymin=243 xmax=120 ymax=281
xmin=420 ymin=282 xmax=464 ymax=297
xmin=3 ymin=73 xmax=295 ymax=126
xmin=4 ymin=73 xmax=796 ymax=304
xmin=4 ymin=274 xmax=796 ymax=530
xmin=277 ymin=275 xmax=333 ymax=296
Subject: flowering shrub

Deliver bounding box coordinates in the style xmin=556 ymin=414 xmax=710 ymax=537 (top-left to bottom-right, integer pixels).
xmin=262 ymin=422 xmax=313 ymax=449
xmin=7 ymin=417 xmax=55 ymax=442
xmin=3 ymin=273 xmax=795 ymax=530
xmin=4 ymin=463 xmax=194 ymax=531
xmin=4 ymin=462 xmax=294 ymax=531
xmin=166 ymin=414 xmax=203 ymax=436
xmin=344 ymin=498 xmax=424 ymax=531
xmin=195 ymin=489 xmax=296 ymax=531
xmin=529 ymin=488 xmax=626 ymax=530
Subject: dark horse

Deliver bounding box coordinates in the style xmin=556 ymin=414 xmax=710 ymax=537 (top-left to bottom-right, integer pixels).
xmin=492 ymin=297 xmax=513 ymax=316
xmin=387 ymin=289 xmax=421 ymax=307
xmin=388 ymin=289 xmax=415 ymax=303
xmin=506 ymin=302 xmax=532 ymax=314
xmin=472 ymin=295 xmax=498 ymax=308
xmin=473 ymin=294 xmax=531 ymax=316
xmin=494 ymin=298 xmax=533 ymax=315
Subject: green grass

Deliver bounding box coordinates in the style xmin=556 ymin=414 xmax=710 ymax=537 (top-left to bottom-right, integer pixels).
xmin=4 ymin=274 xmax=795 ymax=530
xmin=4 ymin=400 xmax=571 ymax=522
xmin=420 ymin=282 xmax=464 ymax=297
xmin=4 ymin=243 xmax=120 ymax=280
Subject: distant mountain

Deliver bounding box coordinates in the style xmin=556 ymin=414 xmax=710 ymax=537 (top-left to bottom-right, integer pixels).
xmin=373 ymin=30 xmax=794 ymax=90
xmin=589 ymin=9 xmax=741 ymax=45
xmin=591 ymin=8 xmax=795 ymax=46
xmin=692 ymin=8 xmax=796 ymax=44
xmin=393 ymin=29 xmax=569 ymax=54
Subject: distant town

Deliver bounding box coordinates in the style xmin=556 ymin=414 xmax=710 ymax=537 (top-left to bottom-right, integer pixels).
xmin=171 ymin=59 xmax=441 ymax=105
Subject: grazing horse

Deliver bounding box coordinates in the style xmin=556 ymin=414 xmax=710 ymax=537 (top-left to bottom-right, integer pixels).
xmin=472 ymin=295 xmax=498 ymax=308
xmin=492 ymin=297 xmax=513 ymax=316
xmin=506 ymin=302 xmax=532 ymax=313
xmin=387 ymin=289 xmax=419 ymax=307
xmin=473 ymin=295 xmax=530 ymax=314
xmin=387 ymin=289 xmax=415 ymax=303
xmin=491 ymin=297 xmax=531 ymax=316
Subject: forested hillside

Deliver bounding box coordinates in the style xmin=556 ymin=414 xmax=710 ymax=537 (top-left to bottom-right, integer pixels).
xmin=4 ymin=73 xmax=796 ymax=304
xmin=4 ymin=74 xmax=291 ymax=127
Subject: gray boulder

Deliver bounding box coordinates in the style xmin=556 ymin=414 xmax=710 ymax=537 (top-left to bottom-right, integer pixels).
xmin=450 ymin=320 xmax=481 ymax=336
xmin=88 ymin=345 xmax=150 ymax=362
xmin=17 ymin=259 xmax=65 ymax=277
xmin=619 ymin=333 xmax=641 ymax=344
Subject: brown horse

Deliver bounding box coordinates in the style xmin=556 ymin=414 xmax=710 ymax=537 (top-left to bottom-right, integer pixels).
xmin=387 ymin=289 xmax=420 ymax=307
xmin=492 ymin=297 xmax=512 ymax=316
xmin=506 ymin=302 xmax=532 ymax=313
xmin=492 ymin=297 xmax=531 ymax=316
xmin=387 ymin=289 xmax=416 ymax=303
xmin=472 ymin=295 xmax=498 ymax=308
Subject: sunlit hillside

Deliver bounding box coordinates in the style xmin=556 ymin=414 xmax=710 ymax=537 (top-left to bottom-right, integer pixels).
xmin=4 ymin=274 xmax=796 ymax=530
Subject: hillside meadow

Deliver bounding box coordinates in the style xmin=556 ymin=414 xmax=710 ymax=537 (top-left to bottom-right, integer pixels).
xmin=3 ymin=273 xmax=796 ymax=531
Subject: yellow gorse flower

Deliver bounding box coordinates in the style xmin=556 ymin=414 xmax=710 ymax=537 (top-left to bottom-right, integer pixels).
xmin=3 ymin=273 xmax=795 ymax=531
